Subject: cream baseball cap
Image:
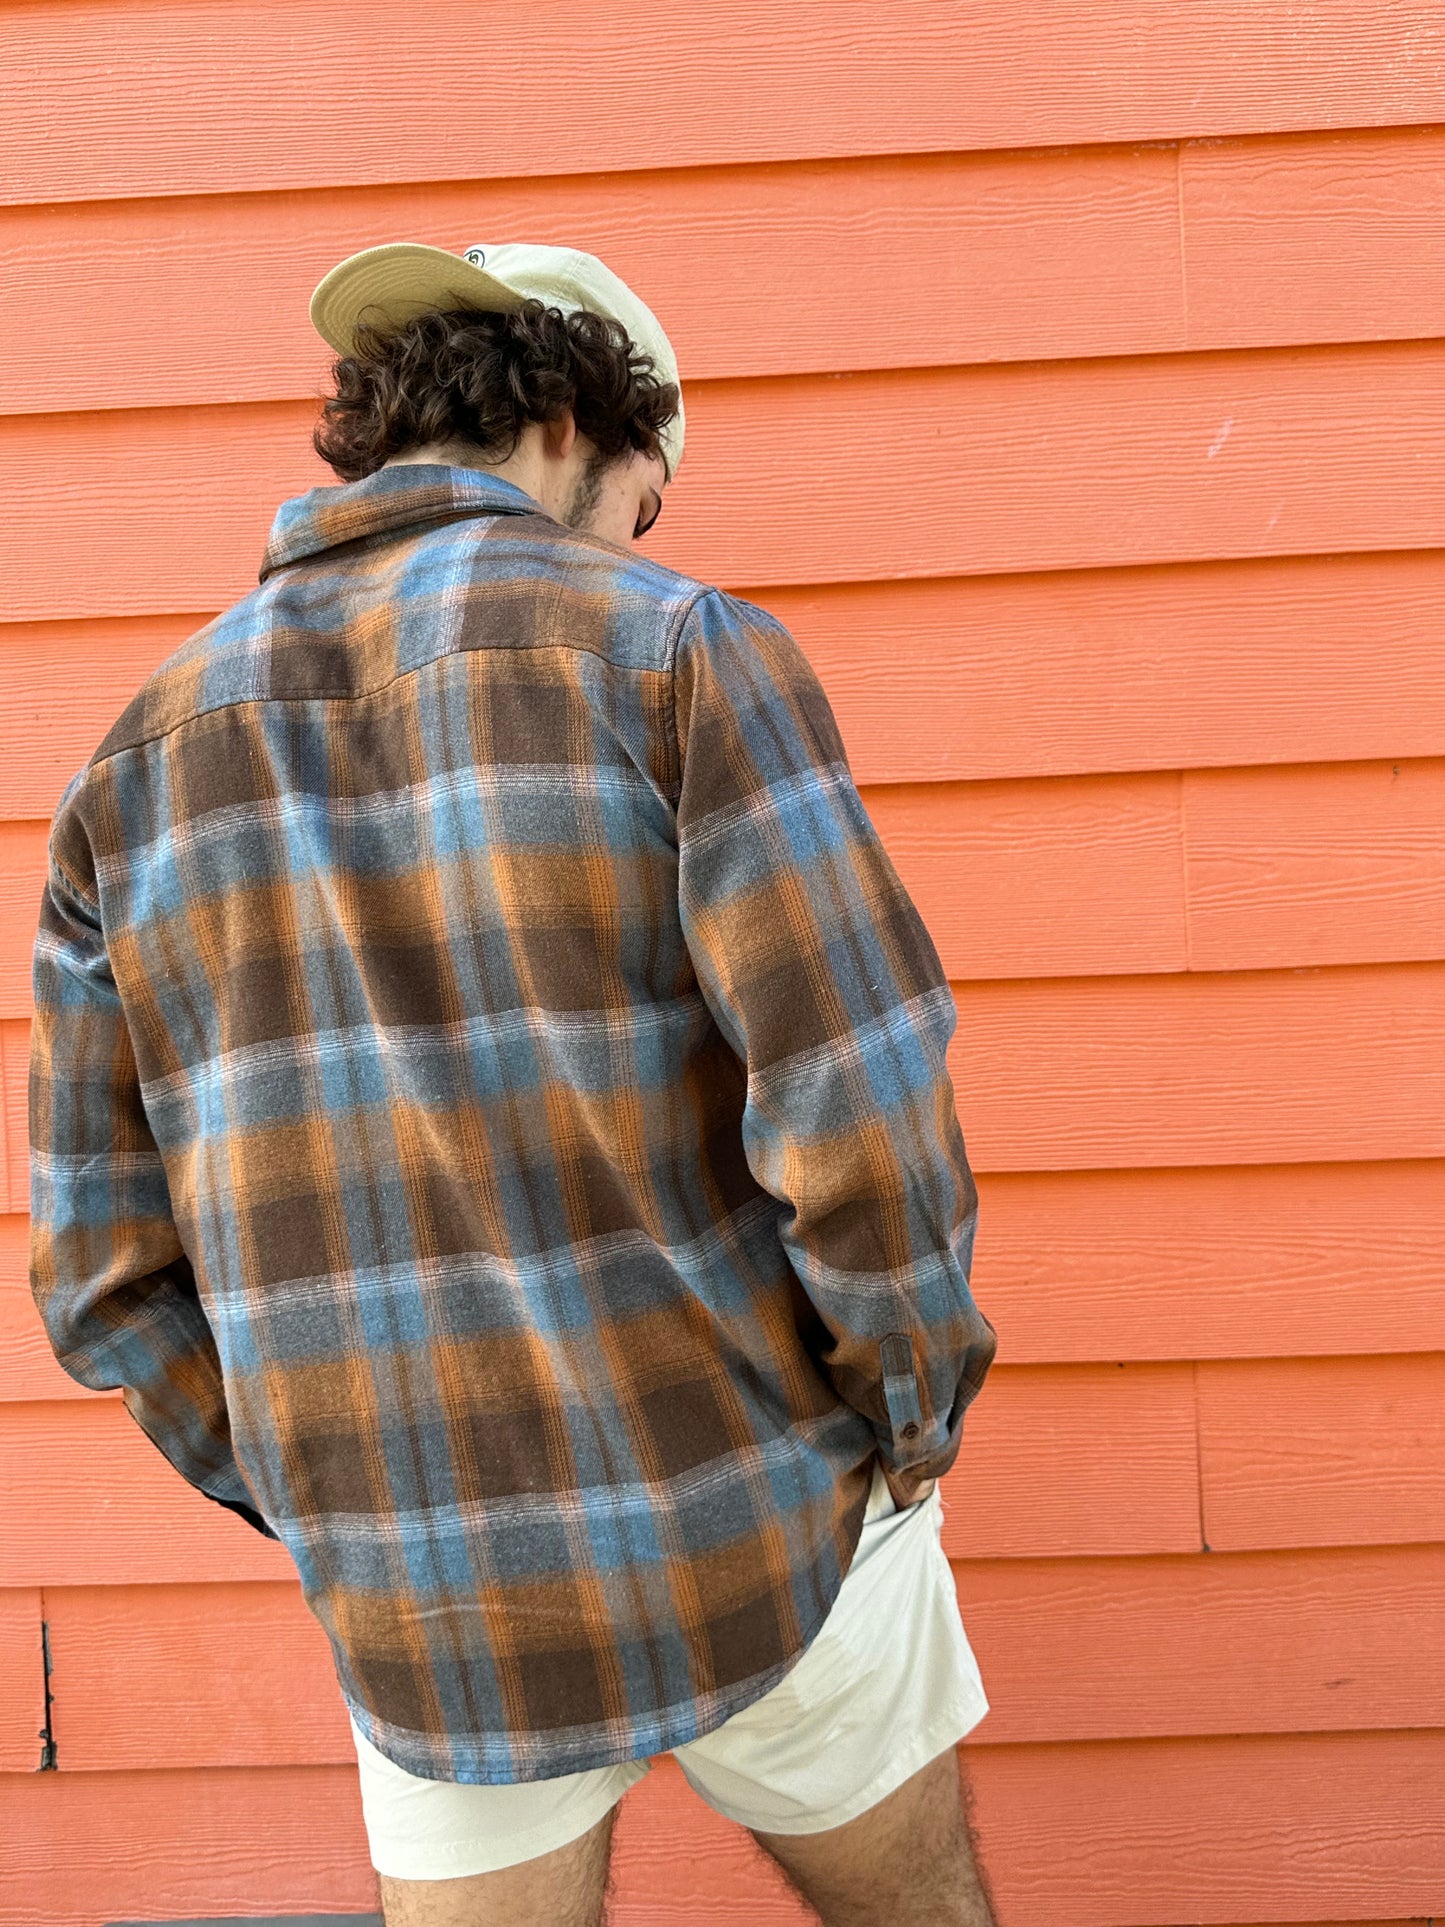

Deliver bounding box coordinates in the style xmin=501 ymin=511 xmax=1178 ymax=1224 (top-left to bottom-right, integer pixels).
xmin=309 ymin=241 xmax=685 ymax=480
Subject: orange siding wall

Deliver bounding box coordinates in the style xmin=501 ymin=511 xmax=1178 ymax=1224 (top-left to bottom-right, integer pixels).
xmin=4 ymin=6 xmax=1445 ymax=1923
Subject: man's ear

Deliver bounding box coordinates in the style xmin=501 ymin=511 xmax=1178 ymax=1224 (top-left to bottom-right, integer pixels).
xmin=540 ymin=409 xmax=579 ymax=462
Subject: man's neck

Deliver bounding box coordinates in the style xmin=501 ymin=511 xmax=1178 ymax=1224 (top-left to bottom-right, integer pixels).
xmin=382 ymin=437 xmax=528 ymax=487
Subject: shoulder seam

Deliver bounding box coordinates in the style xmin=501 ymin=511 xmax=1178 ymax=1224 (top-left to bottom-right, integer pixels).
xmin=663 ymin=585 xmax=719 ymax=803
xmin=47 ymin=806 xmax=100 ymax=916
xmin=50 ymin=850 xmax=100 ymax=917
xmin=663 ymin=582 xmax=717 ymax=677
xmin=45 ymin=766 xmax=100 ymax=913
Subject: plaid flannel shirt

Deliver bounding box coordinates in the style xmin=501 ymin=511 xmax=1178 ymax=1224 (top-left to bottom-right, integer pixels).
xmin=28 ymin=462 xmax=997 ymax=1784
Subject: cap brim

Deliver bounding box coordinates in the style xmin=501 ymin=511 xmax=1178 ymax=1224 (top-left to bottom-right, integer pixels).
xmin=309 ymin=243 xmax=528 ymax=357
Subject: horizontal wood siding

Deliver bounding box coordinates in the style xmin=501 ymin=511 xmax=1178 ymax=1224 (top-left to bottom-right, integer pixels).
xmin=2 ymin=7 xmax=1441 ymax=1925
xmin=8 ymin=1 xmax=1445 ymax=203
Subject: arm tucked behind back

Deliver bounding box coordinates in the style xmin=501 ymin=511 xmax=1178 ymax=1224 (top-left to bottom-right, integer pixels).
xmin=671 ymin=588 xmax=997 ymax=1495
xmin=28 ymin=779 xmax=278 ymax=1541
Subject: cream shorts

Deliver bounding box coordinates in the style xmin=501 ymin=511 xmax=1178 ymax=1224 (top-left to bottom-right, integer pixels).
xmin=347 ymin=1461 xmax=989 ymax=1881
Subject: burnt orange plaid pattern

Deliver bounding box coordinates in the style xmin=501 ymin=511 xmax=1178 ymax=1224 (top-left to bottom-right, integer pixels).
xmin=29 ymin=463 xmax=996 ymax=1782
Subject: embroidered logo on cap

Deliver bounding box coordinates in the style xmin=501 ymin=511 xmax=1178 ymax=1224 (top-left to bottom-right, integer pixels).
xmin=463 ymin=246 xmax=487 ymax=267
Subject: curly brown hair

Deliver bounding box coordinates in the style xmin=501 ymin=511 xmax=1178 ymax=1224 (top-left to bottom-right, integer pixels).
xmin=313 ymin=299 xmax=681 ymax=484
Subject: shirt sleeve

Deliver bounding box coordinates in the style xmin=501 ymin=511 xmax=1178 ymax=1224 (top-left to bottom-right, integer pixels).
xmin=27 ymin=778 xmax=279 ymax=1542
xmin=671 ymin=587 xmax=997 ymax=1488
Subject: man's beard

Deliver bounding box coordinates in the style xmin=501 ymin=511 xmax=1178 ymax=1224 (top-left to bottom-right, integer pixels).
xmin=561 ymin=446 xmax=611 ymax=532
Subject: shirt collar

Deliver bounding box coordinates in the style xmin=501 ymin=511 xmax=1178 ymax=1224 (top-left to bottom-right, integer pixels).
xmin=258 ymin=464 xmax=549 ymax=581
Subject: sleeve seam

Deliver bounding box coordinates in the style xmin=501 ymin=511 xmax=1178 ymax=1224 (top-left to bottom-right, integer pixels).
xmin=663 ymin=583 xmax=717 ymax=804
xmin=48 ymin=843 xmax=100 ymax=919
xmin=46 ymin=765 xmax=101 ymax=916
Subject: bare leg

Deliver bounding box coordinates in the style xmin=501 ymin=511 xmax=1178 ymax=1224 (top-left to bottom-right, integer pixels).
xmin=748 ymin=1743 xmax=998 ymax=1927
xmin=374 ymin=1797 xmax=621 ymax=1927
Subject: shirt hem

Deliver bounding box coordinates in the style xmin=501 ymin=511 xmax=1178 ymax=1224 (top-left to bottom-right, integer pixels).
xmin=339 ymin=1479 xmax=872 ymax=1787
